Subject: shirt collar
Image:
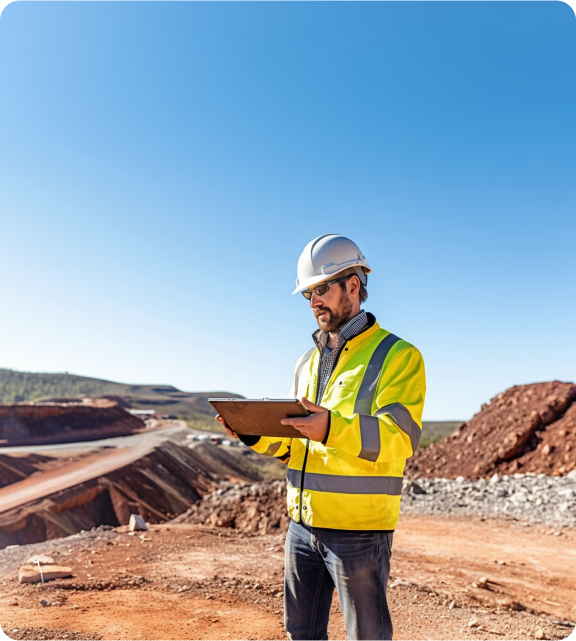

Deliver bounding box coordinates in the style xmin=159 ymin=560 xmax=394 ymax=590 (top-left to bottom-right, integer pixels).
xmin=312 ymin=310 xmax=370 ymax=351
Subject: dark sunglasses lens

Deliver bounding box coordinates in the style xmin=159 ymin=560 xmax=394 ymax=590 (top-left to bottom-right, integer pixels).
xmin=315 ymin=284 xmax=329 ymax=296
xmin=302 ymin=290 xmax=312 ymax=300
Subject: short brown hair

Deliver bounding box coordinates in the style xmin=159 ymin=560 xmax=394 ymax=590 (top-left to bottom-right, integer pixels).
xmin=338 ymin=267 xmax=368 ymax=303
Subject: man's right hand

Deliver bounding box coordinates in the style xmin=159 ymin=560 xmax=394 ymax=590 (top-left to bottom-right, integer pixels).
xmin=215 ymin=414 xmax=239 ymax=439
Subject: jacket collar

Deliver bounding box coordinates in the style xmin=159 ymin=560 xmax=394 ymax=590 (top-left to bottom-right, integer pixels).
xmin=312 ymin=311 xmax=376 ymax=351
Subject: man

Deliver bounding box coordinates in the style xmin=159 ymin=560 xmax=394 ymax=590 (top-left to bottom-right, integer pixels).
xmin=217 ymin=233 xmax=426 ymax=640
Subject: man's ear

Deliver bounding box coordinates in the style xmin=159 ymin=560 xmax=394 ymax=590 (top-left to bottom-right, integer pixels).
xmin=348 ymin=274 xmax=361 ymax=297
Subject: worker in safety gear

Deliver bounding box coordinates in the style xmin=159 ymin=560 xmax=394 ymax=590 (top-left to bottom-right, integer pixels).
xmin=217 ymin=233 xmax=426 ymax=641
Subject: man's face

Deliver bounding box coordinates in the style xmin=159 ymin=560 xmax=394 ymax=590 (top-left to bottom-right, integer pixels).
xmin=309 ymin=278 xmax=355 ymax=333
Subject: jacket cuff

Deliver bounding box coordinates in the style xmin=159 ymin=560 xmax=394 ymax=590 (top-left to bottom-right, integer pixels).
xmin=321 ymin=411 xmax=331 ymax=446
xmin=238 ymin=434 xmax=261 ymax=446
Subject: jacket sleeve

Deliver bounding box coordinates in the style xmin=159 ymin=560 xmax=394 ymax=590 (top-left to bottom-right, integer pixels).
xmin=324 ymin=345 xmax=426 ymax=463
xmin=249 ymin=435 xmax=292 ymax=464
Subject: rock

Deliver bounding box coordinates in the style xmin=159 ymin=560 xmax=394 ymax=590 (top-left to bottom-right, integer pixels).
xmin=448 ymin=600 xmax=456 ymax=609
xmin=410 ymin=482 xmax=426 ymax=495
xmin=40 ymin=599 xmax=50 ymax=607
xmin=535 ymin=629 xmax=545 ymax=640
xmin=129 ymin=514 xmax=148 ymax=532
xmin=26 ymin=554 xmax=55 ymax=565
xmin=478 ymin=577 xmax=488 ymax=586
xmin=18 ymin=564 xmax=73 ymax=584
xmin=468 ymin=617 xmax=480 ymax=628
xmin=509 ymin=600 xmax=525 ymax=611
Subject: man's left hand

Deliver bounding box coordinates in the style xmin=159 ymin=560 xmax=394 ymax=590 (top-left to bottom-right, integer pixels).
xmin=281 ymin=398 xmax=329 ymax=443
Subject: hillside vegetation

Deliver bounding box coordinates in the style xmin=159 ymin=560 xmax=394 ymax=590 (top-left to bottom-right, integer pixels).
xmin=420 ymin=421 xmax=463 ymax=448
xmin=0 ymin=369 xmax=239 ymax=430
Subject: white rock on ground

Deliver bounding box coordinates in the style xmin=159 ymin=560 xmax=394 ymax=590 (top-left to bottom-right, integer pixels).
xmin=129 ymin=514 xmax=148 ymax=531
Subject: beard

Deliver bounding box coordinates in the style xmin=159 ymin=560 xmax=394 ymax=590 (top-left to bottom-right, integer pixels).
xmin=314 ymin=294 xmax=354 ymax=333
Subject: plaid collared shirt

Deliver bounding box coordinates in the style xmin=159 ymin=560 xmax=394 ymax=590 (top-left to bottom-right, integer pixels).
xmin=312 ymin=310 xmax=369 ymax=403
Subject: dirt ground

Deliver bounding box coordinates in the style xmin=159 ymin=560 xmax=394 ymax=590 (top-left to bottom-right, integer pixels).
xmin=1 ymin=515 xmax=574 ymax=641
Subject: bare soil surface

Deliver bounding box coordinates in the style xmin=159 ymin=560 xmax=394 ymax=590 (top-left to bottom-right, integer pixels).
xmin=1 ymin=515 xmax=574 ymax=641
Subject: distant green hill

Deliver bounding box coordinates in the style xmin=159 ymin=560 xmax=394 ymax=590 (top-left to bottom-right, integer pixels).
xmin=0 ymin=369 xmax=240 ymax=431
xmin=420 ymin=421 xmax=463 ymax=448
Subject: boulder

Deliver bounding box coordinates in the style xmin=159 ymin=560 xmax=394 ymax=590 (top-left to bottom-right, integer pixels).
xmin=18 ymin=564 xmax=73 ymax=584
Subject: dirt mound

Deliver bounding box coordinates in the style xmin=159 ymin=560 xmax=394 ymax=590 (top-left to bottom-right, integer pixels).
xmin=0 ymin=441 xmax=266 ymax=549
xmin=0 ymin=404 xmax=144 ymax=447
xmin=173 ymin=479 xmax=289 ymax=535
xmin=408 ymin=381 xmax=576 ymax=479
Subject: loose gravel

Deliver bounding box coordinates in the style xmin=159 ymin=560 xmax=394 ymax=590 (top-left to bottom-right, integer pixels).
xmin=402 ymin=470 xmax=576 ymax=527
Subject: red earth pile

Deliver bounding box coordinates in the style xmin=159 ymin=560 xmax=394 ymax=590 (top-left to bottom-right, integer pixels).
xmin=407 ymin=381 xmax=576 ymax=479
xmin=173 ymin=479 xmax=289 ymax=534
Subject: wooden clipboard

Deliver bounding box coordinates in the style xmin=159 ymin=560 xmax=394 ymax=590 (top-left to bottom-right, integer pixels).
xmin=208 ymin=398 xmax=310 ymax=438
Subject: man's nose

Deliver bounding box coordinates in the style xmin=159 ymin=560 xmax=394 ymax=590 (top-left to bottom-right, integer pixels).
xmin=311 ymin=293 xmax=324 ymax=307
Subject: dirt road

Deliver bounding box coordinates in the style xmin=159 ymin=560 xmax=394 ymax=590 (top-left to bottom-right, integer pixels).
xmin=0 ymin=422 xmax=188 ymax=455
xmin=0 ymin=424 xmax=189 ymax=514
xmin=1 ymin=514 xmax=574 ymax=640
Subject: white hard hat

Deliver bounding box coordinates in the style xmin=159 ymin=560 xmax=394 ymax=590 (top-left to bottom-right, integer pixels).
xmin=292 ymin=234 xmax=371 ymax=295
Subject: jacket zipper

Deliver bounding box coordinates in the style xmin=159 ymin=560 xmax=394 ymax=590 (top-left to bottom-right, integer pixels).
xmin=298 ymin=339 xmax=349 ymax=524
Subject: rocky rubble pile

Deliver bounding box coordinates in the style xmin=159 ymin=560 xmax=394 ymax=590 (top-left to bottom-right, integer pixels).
xmin=172 ymin=479 xmax=289 ymax=534
xmin=401 ymin=470 xmax=576 ymax=527
xmin=408 ymin=381 xmax=576 ymax=479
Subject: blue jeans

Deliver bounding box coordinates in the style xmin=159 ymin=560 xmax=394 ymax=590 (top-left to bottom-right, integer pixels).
xmin=284 ymin=519 xmax=394 ymax=640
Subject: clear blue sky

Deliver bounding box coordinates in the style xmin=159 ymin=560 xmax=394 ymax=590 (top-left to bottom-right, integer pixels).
xmin=0 ymin=2 xmax=574 ymax=420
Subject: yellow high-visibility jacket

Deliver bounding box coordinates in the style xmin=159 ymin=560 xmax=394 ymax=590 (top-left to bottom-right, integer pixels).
xmin=250 ymin=313 xmax=426 ymax=531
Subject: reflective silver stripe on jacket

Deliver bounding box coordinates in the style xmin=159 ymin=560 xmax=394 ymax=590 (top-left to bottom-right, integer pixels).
xmin=264 ymin=442 xmax=283 ymax=456
xmin=358 ymin=415 xmax=380 ymax=462
xmin=354 ymin=333 xmax=401 ymax=461
xmin=375 ymin=402 xmax=422 ymax=452
xmin=287 ymin=468 xmax=403 ymax=495
xmin=354 ymin=333 xmax=401 ymax=415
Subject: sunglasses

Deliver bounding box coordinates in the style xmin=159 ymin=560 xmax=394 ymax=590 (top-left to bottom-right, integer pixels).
xmin=301 ymin=274 xmax=354 ymax=300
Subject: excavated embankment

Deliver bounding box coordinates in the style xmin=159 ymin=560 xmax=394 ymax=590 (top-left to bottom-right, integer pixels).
xmin=0 ymin=442 xmax=263 ymax=549
xmin=0 ymin=453 xmax=54 ymax=488
xmin=407 ymin=381 xmax=576 ymax=479
xmin=0 ymin=403 xmax=144 ymax=447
